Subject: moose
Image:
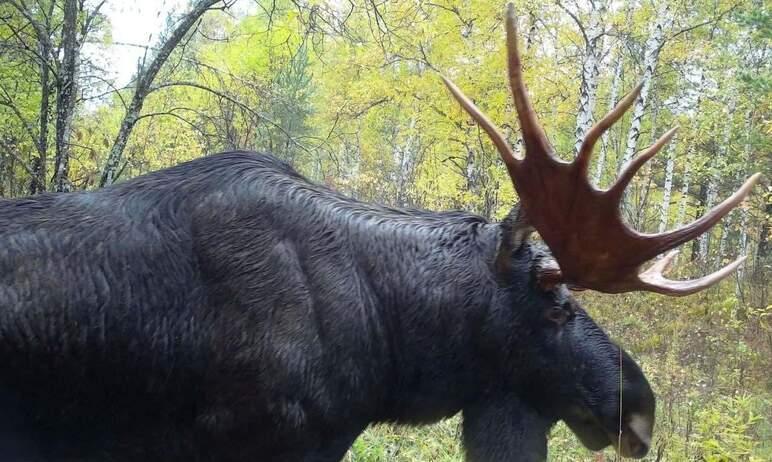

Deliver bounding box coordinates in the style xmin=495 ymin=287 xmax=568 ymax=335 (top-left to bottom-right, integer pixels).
xmin=0 ymin=4 xmax=759 ymax=461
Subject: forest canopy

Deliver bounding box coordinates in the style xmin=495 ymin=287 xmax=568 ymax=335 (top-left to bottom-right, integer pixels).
xmin=1 ymin=0 xmax=770 ymax=460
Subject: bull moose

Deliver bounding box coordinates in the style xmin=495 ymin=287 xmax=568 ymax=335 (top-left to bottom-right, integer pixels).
xmin=0 ymin=4 xmax=760 ymax=461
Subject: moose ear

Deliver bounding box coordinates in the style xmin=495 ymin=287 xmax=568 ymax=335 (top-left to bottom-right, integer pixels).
xmin=495 ymin=204 xmax=534 ymax=275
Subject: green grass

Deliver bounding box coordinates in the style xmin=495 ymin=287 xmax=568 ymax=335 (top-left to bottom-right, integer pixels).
xmin=344 ymin=417 xmax=611 ymax=462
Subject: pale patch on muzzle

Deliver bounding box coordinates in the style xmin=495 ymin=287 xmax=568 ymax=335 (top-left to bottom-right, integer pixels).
xmin=628 ymin=413 xmax=652 ymax=446
xmin=615 ymin=412 xmax=652 ymax=459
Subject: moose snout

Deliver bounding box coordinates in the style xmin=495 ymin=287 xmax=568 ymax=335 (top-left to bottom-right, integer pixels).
xmin=618 ymin=435 xmax=649 ymax=459
xmin=617 ymin=412 xmax=653 ymax=459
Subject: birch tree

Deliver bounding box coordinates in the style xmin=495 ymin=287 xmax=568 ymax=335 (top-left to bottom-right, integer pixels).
xmin=658 ymin=135 xmax=677 ymax=233
xmin=99 ymin=0 xmax=225 ymax=187
xmin=735 ymin=112 xmax=754 ymax=286
xmin=619 ymin=4 xmax=672 ymax=210
xmin=0 ymin=0 xmax=56 ymax=193
xmin=1 ymin=0 xmax=105 ymax=194
xmin=51 ymin=0 xmax=80 ymax=192
xmin=674 ymin=161 xmax=691 ymax=228
xmin=568 ymin=0 xmax=606 ymax=157
xmin=593 ymin=51 xmax=623 ymax=187
xmin=699 ymin=92 xmax=736 ymax=261
xmin=53 ymin=0 xmax=105 ymax=192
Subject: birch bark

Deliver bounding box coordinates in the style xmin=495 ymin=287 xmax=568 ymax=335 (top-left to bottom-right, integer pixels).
xmin=100 ymin=0 xmax=222 ymax=186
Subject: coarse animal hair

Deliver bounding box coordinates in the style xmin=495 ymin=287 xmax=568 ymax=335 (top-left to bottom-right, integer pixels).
xmin=0 ymin=152 xmax=654 ymax=461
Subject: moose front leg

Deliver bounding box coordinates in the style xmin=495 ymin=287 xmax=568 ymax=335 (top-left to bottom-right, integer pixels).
xmin=463 ymin=393 xmax=554 ymax=462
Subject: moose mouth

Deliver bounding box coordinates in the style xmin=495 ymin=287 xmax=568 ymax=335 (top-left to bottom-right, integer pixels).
xmin=563 ymin=410 xmax=651 ymax=459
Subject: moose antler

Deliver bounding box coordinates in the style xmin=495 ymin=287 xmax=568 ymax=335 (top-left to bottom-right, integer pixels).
xmin=442 ymin=3 xmax=761 ymax=295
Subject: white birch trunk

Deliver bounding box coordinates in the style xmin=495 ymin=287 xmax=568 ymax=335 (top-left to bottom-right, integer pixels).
xmin=594 ymin=52 xmax=623 ymax=187
xmin=620 ymin=4 xmax=671 ymax=169
xmin=736 ymin=112 xmax=753 ymax=285
xmin=699 ymin=172 xmax=718 ymax=261
xmin=675 ymin=161 xmax=691 ymax=228
xmin=53 ymin=0 xmax=80 ymax=192
xmin=658 ymin=135 xmax=677 ymax=233
xmin=573 ymin=0 xmax=606 ymax=157
xmin=717 ymin=220 xmax=730 ymax=264
xmin=619 ymin=4 xmax=671 ymax=214
xmin=395 ymin=117 xmax=418 ymax=207
xmin=100 ymin=0 xmax=221 ymax=186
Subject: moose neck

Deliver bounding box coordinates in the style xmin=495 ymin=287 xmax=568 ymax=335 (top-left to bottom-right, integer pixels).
xmin=191 ymin=156 xmax=523 ymax=424
xmin=335 ymin=213 xmax=514 ymax=422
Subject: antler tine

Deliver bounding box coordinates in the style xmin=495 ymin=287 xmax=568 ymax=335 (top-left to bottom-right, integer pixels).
xmin=505 ymin=3 xmax=551 ymax=156
xmin=639 ymin=252 xmax=747 ymax=296
xmin=576 ymin=82 xmax=644 ymax=175
xmin=643 ymin=173 xmax=761 ymax=259
xmin=608 ymin=127 xmax=678 ymax=201
xmin=441 ymin=76 xmax=521 ymax=174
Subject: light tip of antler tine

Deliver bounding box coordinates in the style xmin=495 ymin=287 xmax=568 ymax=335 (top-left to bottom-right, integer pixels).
xmin=748 ymin=172 xmax=763 ymax=185
xmin=623 ymin=81 xmax=645 ymax=101
xmin=641 ymin=253 xmax=748 ymax=296
xmin=647 ymin=249 xmax=679 ymax=275
xmin=662 ymin=126 xmax=679 ymax=141
xmin=505 ymin=3 xmax=518 ymax=36
xmin=663 ymin=249 xmax=679 ymax=260
xmin=739 ymin=172 xmax=763 ymax=199
xmin=440 ymin=74 xmax=463 ymax=95
xmin=661 ymin=126 xmax=679 ymax=144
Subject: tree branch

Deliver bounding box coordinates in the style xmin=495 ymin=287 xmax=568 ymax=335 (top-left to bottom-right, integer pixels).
xmin=0 ymin=138 xmax=36 ymax=178
xmin=0 ymin=86 xmax=41 ymax=154
xmin=148 ymin=81 xmax=311 ymax=153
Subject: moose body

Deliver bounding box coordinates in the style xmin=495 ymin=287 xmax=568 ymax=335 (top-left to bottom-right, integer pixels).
xmin=0 ymin=151 xmax=650 ymax=461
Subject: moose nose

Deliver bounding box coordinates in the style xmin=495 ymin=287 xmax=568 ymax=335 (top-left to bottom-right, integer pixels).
xmin=628 ymin=440 xmax=649 ymax=458
xmin=619 ymin=436 xmax=649 ymax=459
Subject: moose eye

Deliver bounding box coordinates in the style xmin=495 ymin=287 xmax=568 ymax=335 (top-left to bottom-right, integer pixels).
xmin=545 ymin=306 xmax=570 ymax=325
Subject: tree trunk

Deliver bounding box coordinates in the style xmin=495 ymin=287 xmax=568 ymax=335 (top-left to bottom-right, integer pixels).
xmin=692 ymin=182 xmax=707 ymax=262
xmin=700 ymin=96 xmax=736 ymax=261
xmin=658 ymin=135 xmax=677 ymax=233
xmin=756 ymin=201 xmax=771 ymax=265
xmin=675 ymin=161 xmax=691 ymax=228
xmin=736 ymin=112 xmax=754 ymax=281
xmin=735 ymin=111 xmax=753 ymax=302
xmin=594 ymin=50 xmax=623 ymax=187
xmin=30 ymin=34 xmax=51 ymax=195
xmin=674 ymin=74 xmax=703 ymax=261
xmin=699 ymin=177 xmax=716 ymax=261
xmin=395 ymin=116 xmax=418 ymax=207
xmin=572 ymin=0 xmax=606 ymax=157
xmin=632 ymin=88 xmax=660 ymax=229
xmin=100 ymin=0 xmax=222 ymax=187
xmin=715 ymin=106 xmax=737 ymax=266
xmin=52 ymin=0 xmax=80 ymax=192
xmin=619 ymin=4 xmax=671 ymax=211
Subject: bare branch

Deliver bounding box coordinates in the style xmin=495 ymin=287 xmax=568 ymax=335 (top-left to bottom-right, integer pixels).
xmin=556 ymin=1 xmax=590 ymax=46
xmin=0 ymin=86 xmax=41 ymax=154
xmin=148 ymin=81 xmax=311 ymax=153
xmin=0 ymin=138 xmax=36 ymax=178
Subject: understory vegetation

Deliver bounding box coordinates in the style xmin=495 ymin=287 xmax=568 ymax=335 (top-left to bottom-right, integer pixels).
xmin=1 ymin=0 xmax=769 ymax=460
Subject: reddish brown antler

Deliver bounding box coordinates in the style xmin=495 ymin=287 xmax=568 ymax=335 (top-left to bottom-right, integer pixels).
xmin=442 ymin=3 xmax=761 ymax=295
